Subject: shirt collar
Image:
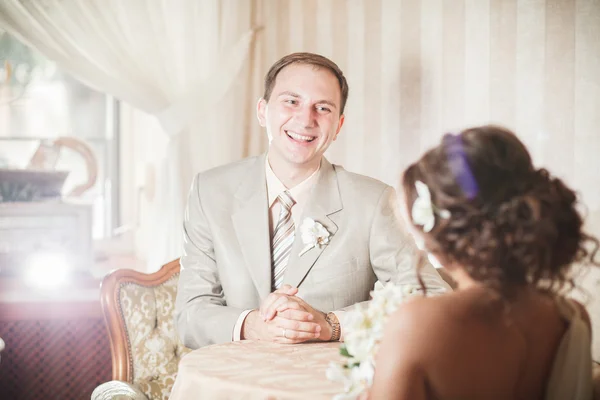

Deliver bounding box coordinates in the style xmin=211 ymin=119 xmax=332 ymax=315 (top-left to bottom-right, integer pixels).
xmin=265 ymin=156 xmax=321 ymax=207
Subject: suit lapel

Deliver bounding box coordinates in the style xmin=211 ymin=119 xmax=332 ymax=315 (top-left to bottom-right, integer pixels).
xmin=284 ymin=158 xmax=342 ymax=288
xmin=231 ymin=153 xmax=272 ymax=299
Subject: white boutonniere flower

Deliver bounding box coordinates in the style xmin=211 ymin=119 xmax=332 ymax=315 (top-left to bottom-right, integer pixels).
xmin=411 ymin=180 xmax=450 ymax=233
xmin=298 ymin=218 xmax=331 ymax=256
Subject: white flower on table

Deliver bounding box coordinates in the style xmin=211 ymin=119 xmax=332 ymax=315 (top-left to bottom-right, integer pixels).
xmin=326 ymin=282 xmax=421 ymax=399
xmin=298 ymin=218 xmax=331 ymax=256
xmin=327 ymin=360 xmax=374 ymax=400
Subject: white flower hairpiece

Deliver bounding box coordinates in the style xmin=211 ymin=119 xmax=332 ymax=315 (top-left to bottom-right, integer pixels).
xmin=411 ymin=181 xmax=450 ymax=232
xmin=299 ymin=218 xmax=331 ymax=256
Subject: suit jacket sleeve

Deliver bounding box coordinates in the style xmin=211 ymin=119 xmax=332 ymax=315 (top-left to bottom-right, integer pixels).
xmin=369 ymin=186 xmax=452 ymax=294
xmin=338 ymin=186 xmax=451 ymax=316
xmin=175 ymin=173 xmax=244 ymax=349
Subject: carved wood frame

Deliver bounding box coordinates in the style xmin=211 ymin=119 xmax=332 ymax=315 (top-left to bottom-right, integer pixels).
xmin=99 ymin=259 xmax=180 ymax=382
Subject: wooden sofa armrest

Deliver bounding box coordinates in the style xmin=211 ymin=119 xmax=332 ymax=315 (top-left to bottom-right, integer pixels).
xmin=100 ymin=259 xmax=180 ymax=382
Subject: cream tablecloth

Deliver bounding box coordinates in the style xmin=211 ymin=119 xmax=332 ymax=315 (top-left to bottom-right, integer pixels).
xmin=169 ymin=341 xmax=345 ymax=399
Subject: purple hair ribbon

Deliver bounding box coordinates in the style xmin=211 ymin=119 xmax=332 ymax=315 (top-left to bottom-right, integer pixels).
xmin=444 ymin=133 xmax=479 ymax=200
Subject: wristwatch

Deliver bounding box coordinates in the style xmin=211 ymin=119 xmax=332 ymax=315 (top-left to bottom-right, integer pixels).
xmin=325 ymin=312 xmax=341 ymax=342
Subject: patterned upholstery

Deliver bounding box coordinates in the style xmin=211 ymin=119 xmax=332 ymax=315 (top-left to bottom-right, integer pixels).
xmin=121 ymin=275 xmax=191 ymax=398
xmin=92 ymin=261 xmax=191 ymax=400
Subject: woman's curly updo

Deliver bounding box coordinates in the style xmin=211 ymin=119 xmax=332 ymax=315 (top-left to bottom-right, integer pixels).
xmin=402 ymin=125 xmax=598 ymax=297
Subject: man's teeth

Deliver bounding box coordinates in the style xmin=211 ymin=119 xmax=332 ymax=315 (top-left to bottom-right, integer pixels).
xmin=287 ymin=131 xmax=315 ymax=142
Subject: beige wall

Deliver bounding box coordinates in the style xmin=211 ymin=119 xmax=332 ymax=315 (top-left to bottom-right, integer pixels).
xmin=243 ymin=0 xmax=600 ymax=360
xmin=123 ymin=0 xmax=600 ymax=359
xmin=250 ymin=0 xmax=600 ymax=204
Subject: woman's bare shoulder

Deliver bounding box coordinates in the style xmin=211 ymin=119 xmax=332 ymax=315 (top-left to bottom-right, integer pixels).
xmin=385 ymin=292 xmax=469 ymax=339
xmin=380 ymin=290 xmax=497 ymax=371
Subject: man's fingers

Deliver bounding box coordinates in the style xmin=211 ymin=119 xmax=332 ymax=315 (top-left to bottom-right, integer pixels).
xmin=275 ymin=300 xmax=304 ymax=313
xmin=259 ymin=293 xmax=277 ymax=316
xmin=279 ymin=328 xmax=320 ymax=340
xmin=273 ymin=316 xmax=321 ymax=334
xmin=268 ymin=324 xmax=320 ymax=341
xmin=259 ymin=286 xmax=299 ymax=320
xmin=277 ymin=308 xmax=314 ymax=321
xmin=272 ymin=337 xmax=308 ymax=344
xmin=274 ymin=284 xmax=298 ymax=296
xmin=263 ymin=296 xmax=290 ymax=320
xmin=260 ymin=292 xmax=287 ymax=320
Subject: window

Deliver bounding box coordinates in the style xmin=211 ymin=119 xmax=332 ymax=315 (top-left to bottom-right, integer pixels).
xmin=0 ymin=33 xmax=119 ymax=239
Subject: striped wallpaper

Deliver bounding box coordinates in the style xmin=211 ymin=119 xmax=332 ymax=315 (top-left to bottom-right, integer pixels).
xmin=241 ymin=0 xmax=600 ymax=359
xmin=246 ymin=0 xmax=600 ymax=212
xmin=125 ymin=0 xmax=600 ymax=358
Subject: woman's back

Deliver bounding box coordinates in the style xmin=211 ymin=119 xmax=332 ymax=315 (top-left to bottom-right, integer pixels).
xmin=371 ymin=286 xmax=591 ymax=400
xmin=368 ymin=126 xmax=597 ymax=400
xmin=418 ymin=288 xmax=566 ymax=399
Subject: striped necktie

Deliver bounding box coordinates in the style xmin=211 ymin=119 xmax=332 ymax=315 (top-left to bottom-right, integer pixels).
xmin=271 ymin=191 xmax=296 ymax=290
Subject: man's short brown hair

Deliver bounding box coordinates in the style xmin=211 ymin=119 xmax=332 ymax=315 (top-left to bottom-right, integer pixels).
xmin=263 ymin=52 xmax=349 ymax=115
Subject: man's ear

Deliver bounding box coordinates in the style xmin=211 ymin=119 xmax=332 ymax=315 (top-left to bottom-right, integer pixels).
xmin=256 ymin=98 xmax=267 ymax=127
xmin=333 ymin=114 xmax=345 ymax=141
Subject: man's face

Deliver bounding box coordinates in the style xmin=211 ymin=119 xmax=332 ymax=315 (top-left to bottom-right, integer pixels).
xmin=257 ymin=63 xmax=345 ymax=167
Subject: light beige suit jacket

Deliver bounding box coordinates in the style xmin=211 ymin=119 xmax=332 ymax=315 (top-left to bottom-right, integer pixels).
xmin=175 ymin=154 xmax=451 ymax=349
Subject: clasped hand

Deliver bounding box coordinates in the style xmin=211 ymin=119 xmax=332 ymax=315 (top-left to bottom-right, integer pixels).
xmin=241 ymin=285 xmax=332 ymax=343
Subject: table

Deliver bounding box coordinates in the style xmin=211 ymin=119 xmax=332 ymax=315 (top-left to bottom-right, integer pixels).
xmin=170 ymin=341 xmax=345 ymax=399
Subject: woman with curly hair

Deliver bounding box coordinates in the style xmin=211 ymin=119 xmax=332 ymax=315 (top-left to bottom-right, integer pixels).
xmin=369 ymin=126 xmax=596 ymax=399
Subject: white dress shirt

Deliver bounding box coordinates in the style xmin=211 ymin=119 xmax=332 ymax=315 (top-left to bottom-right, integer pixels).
xmin=232 ymin=156 xmax=327 ymax=340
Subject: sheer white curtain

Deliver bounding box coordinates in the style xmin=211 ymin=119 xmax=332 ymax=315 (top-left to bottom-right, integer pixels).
xmin=0 ymin=0 xmax=257 ymax=269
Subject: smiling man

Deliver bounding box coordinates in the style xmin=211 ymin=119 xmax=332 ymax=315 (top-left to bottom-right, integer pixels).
xmin=174 ymin=53 xmax=451 ymax=349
